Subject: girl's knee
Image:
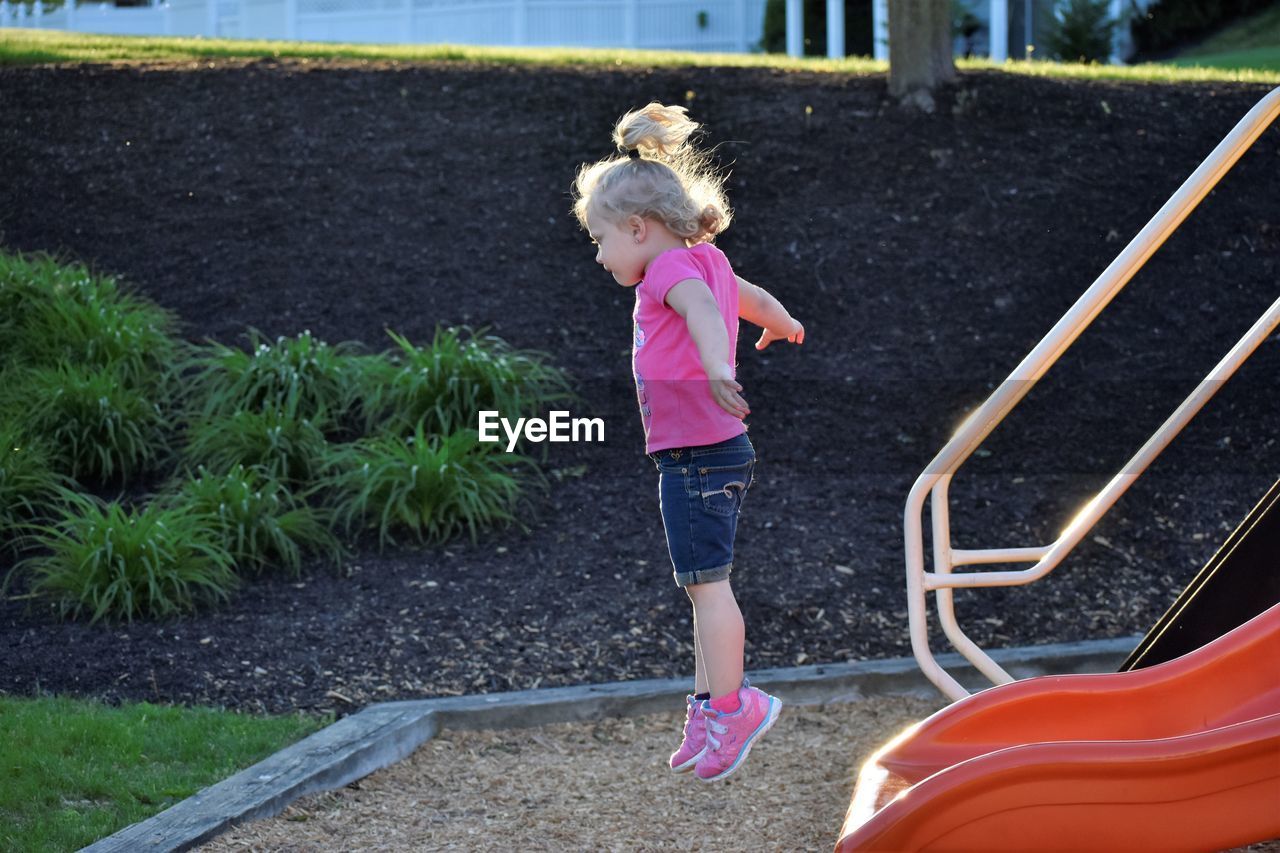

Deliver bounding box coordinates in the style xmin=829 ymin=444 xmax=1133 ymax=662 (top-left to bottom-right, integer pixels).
xmin=686 ymin=578 xmax=733 ymax=602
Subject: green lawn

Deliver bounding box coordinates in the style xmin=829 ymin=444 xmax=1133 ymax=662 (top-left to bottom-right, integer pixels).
xmin=0 ymin=27 xmax=884 ymax=71
xmin=1181 ymin=3 xmax=1280 ymax=55
xmin=1168 ymin=3 xmax=1280 ymax=73
xmin=1171 ymin=45 xmax=1280 ymax=72
xmin=0 ymin=695 xmax=327 ymax=852
xmin=0 ymin=27 xmax=1276 ymax=83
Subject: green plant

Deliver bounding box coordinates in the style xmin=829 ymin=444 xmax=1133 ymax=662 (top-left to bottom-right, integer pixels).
xmin=365 ymin=327 xmax=573 ymax=438
xmin=184 ymin=330 xmax=365 ymax=428
xmin=183 ymin=404 xmax=331 ymax=485
xmin=18 ymin=361 xmax=169 ymax=484
xmin=0 ymin=250 xmax=182 ymax=390
xmin=1044 ymin=0 xmax=1116 ymax=62
xmin=0 ymin=695 xmax=326 ymax=853
xmin=11 ymin=492 xmax=237 ymax=624
xmin=321 ymin=424 xmax=534 ymax=548
xmin=0 ymin=252 xmax=45 ymax=355
xmin=166 ymin=465 xmax=342 ymax=575
xmin=0 ymin=421 xmax=67 ymax=556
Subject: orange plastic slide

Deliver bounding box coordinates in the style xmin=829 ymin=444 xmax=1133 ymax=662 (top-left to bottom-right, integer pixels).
xmin=837 ymin=602 xmax=1280 ymax=852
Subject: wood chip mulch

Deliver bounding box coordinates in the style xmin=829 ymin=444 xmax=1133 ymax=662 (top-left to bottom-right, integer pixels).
xmin=194 ymin=693 xmax=1280 ymax=852
xmin=196 ymin=695 xmax=943 ymax=851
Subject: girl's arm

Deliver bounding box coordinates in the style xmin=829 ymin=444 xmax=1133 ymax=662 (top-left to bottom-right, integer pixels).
xmin=665 ymin=278 xmax=750 ymax=419
xmin=737 ymin=275 xmax=805 ymax=350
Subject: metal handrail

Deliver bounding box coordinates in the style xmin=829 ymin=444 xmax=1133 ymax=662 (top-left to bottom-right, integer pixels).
xmin=906 ymin=86 xmax=1280 ymax=701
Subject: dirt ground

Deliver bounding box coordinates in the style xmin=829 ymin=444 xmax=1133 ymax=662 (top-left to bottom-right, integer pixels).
xmin=1 ymin=60 xmax=1278 ymax=719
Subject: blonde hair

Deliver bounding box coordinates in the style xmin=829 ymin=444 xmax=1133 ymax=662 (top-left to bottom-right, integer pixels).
xmin=572 ymin=103 xmax=731 ymax=244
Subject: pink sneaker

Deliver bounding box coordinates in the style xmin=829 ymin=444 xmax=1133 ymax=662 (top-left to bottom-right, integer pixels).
xmin=669 ymin=695 xmax=708 ymax=772
xmin=694 ymin=680 xmax=781 ymax=782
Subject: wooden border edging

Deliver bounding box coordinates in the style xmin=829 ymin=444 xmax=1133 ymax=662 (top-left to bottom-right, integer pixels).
xmin=80 ymin=636 xmax=1137 ymax=852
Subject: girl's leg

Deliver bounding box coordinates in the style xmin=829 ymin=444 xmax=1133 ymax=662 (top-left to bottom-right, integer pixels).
xmin=686 ymin=579 xmax=745 ymax=699
xmin=692 ymin=613 xmax=709 ymax=696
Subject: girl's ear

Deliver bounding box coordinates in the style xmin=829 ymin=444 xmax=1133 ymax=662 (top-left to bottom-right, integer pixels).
xmin=627 ymin=215 xmax=647 ymax=243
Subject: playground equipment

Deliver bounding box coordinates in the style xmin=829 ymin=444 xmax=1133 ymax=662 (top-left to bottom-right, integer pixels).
xmin=838 ymin=85 xmax=1280 ymax=851
xmin=840 ymin=605 xmax=1280 ymax=851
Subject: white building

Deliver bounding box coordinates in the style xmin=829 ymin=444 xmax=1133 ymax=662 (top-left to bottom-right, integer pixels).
xmin=0 ymin=0 xmax=770 ymax=54
xmin=0 ymin=0 xmax=1145 ymax=63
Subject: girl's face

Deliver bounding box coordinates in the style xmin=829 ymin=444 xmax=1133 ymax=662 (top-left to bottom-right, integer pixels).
xmin=585 ymin=206 xmax=646 ymax=287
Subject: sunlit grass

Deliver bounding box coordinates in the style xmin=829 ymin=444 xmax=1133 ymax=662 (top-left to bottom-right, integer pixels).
xmin=956 ymin=55 xmax=1277 ymax=83
xmin=2 ymin=27 xmax=1277 ymax=83
xmin=0 ymin=695 xmax=326 ymax=852
xmin=0 ymin=28 xmax=879 ymax=71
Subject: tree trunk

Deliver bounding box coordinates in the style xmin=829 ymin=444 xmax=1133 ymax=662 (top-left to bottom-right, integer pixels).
xmin=887 ymin=0 xmax=957 ymax=111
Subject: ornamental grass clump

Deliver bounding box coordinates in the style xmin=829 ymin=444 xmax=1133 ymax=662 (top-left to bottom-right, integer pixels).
xmin=0 ymin=251 xmax=79 ymax=357
xmin=365 ymin=327 xmax=573 ymax=437
xmin=0 ymin=253 xmax=45 ymax=354
xmin=0 ymin=421 xmax=67 ymax=556
xmin=0 ymin=250 xmax=183 ymax=391
xmin=185 ymin=330 xmax=366 ymax=430
xmin=322 ymin=423 xmax=535 ymax=549
xmin=17 ymin=361 xmax=170 ymax=484
xmin=183 ymin=403 xmax=331 ymax=485
xmin=10 ymin=492 xmax=237 ymax=624
xmin=165 ymin=464 xmax=342 ymax=576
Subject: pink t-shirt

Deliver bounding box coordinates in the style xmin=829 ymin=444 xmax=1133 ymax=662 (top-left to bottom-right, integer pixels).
xmin=632 ymin=242 xmax=745 ymax=454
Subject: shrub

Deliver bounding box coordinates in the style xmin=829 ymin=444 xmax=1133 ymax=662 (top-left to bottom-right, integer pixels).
xmin=183 ymin=404 xmax=330 ymax=485
xmin=1045 ymin=0 xmax=1116 ymax=62
xmin=364 ymin=327 xmax=573 ymax=439
xmin=0 ymin=421 xmax=67 ymax=556
xmin=165 ymin=465 xmax=342 ymax=576
xmin=184 ymin=330 xmax=365 ymax=428
xmin=321 ymin=423 xmax=534 ymax=549
xmin=17 ymin=361 xmax=170 ymax=484
xmin=0 ymin=250 xmax=182 ymax=391
xmin=11 ymin=492 xmax=237 ymax=624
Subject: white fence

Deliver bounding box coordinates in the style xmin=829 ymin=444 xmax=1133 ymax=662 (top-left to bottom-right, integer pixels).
xmin=0 ymin=0 xmax=769 ymax=53
xmin=0 ymin=1 xmax=228 ymax=36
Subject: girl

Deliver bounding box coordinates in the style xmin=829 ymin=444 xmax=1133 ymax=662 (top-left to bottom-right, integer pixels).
xmin=573 ymin=103 xmax=805 ymax=782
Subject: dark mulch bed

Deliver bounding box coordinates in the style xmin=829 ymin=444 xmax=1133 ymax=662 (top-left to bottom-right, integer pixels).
xmin=1 ymin=60 xmax=1277 ymax=717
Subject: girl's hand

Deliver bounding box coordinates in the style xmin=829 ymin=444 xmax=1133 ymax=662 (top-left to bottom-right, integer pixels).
xmin=755 ymin=319 xmax=805 ymax=351
xmin=705 ymin=361 xmax=750 ymax=419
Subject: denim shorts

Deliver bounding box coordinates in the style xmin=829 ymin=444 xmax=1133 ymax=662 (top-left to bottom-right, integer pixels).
xmin=649 ymin=432 xmax=755 ymax=588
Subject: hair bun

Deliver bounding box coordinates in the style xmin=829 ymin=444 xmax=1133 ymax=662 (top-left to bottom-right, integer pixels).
xmin=613 ymin=103 xmax=699 ymax=158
